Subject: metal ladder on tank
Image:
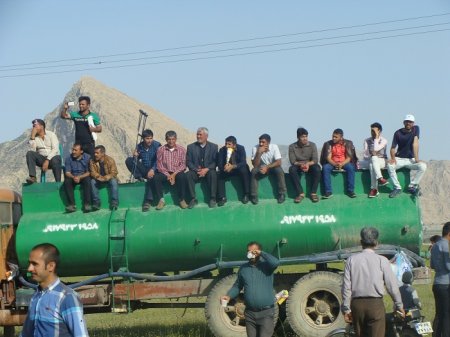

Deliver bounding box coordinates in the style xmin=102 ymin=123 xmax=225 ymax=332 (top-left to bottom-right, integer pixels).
xmin=108 ymin=208 xmax=132 ymax=313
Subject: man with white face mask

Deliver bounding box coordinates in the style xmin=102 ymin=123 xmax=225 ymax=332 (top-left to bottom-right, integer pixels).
xmin=221 ymin=242 xmax=279 ymax=337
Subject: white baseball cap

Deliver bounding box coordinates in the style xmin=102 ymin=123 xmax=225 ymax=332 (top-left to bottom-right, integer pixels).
xmin=404 ymin=114 xmax=415 ymax=122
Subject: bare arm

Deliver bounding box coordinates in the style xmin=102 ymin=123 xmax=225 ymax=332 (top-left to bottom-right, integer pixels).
xmin=413 ymin=136 xmax=420 ymax=162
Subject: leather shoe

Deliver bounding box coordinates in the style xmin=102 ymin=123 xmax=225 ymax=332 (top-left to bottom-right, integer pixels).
xmin=242 ymin=194 xmax=249 ymax=204
xmin=217 ymin=198 xmax=226 ymax=207
xmin=250 ymin=196 xmax=258 ymax=205
xmin=209 ymin=198 xmax=217 ymax=208
xmin=277 ymin=193 xmax=285 ymax=204
xmin=188 ymin=199 xmax=198 ymax=209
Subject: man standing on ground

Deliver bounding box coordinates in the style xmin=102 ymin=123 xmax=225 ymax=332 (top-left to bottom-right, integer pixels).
xmin=61 ymin=96 xmax=102 ymax=157
xmin=430 ymin=221 xmax=450 ymax=337
xmin=221 ymin=242 xmax=279 ymax=337
xmin=63 ymin=143 xmax=92 ymax=213
xmin=20 ymin=243 xmax=89 ymax=337
xmin=186 ymin=127 xmax=218 ymax=208
xmin=250 ymin=134 xmax=286 ymax=204
xmin=341 ymin=227 xmax=404 ymax=337
xmin=26 ymin=119 xmax=62 ymax=183
xmin=153 ymin=130 xmax=188 ymax=211
xmin=90 ymin=145 xmax=119 ymax=210
xmin=288 ymin=127 xmax=321 ymax=203
xmin=387 ymin=114 xmax=427 ymax=198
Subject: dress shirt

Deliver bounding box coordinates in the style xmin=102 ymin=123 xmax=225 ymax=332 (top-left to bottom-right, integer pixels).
xmin=136 ymin=141 xmax=161 ymax=171
xmin=29 ymin=130 xmax=60 ymax=160
xmin=156 ymin=144 xmax=187 ymax=176
xmin=251 ymin=143 xmax=281 ymax=166
xmin=288 ymin=141 xmax=318 ymax=165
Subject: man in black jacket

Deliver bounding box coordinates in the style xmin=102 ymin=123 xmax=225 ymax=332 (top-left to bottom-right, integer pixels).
xmin=217 ymin=136 xmax=250 ymax=206
xmin=186 ymin=127 xmax=218 ymax=208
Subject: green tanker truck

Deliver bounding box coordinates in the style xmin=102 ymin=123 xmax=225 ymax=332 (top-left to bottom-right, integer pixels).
xmin=0 ymin=169 xmax=423 ymax=337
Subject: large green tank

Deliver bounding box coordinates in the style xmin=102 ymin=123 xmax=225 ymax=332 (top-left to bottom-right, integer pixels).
xmin=16 ymin=170 xmax=421 ymax=276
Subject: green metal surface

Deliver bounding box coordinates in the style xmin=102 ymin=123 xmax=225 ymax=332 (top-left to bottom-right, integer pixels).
xmin=16 ymin=169 xmax=422 ymax=276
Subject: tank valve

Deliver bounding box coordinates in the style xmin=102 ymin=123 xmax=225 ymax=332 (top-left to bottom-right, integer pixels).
xmin=279 ymin=238 xmax=288 ymax=245
xmin=194 ymin=238 xmax=201 ymax=246
xmin=402 ymin=225 xmax=409 ymax=234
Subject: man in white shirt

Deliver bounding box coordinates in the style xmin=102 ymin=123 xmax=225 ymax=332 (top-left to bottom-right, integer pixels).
xmin=250 ymin=133 xmax=286 ymax=204
xmin=26 ymin=119 xmax=62 ymax=183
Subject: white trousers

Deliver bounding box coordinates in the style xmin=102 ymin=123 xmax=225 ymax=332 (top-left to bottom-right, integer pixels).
xmin=387 ymin=157 xmax=427 ymax=189
xmin=359 ymin=156 xmax=386 ymax=189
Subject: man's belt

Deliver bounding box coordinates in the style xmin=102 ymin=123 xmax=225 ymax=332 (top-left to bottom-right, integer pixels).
xmin=246 ymin=304 xmax=275 ymax=312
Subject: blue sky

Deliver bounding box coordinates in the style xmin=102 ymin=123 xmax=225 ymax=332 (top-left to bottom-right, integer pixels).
xmin=0 ymin=1 xmax=449 ymax=160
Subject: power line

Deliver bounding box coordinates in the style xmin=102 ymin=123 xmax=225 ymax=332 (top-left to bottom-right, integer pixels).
xmin=1 ymin=27 xmax=448 ymax=79
xmin=1 ymin=12 xmax=449 ymax=69
xmin=2 ymin=21 xmax=450 ymax=72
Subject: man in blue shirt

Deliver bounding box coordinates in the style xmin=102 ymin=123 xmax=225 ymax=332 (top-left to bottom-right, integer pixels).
xmin=20 ymin=243 xmax=89 ymax=337
xmin=222 ymin=242 xmax=279 ymax=337
xmin=125 ymin=129 xmax=161 ymax=210
xmin=63 ymin=143 xmax=92 ymax=213
xmin=387 ymin=114 xmax=427 ymax=198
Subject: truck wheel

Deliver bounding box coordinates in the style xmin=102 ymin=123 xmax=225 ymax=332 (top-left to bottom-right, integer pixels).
xmin=287 ymin=271 xmax=344 ymax=337
xmin=205 ymin=274 xmax=279 ymax=337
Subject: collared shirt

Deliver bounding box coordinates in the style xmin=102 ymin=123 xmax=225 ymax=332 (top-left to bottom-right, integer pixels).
xmin=288 ymin=141 xmax=318 ymax=165
xmin=331 ymin=142 xmax=346 ymax=163
xmin=363 ymin=136 xmax=388 ymax=160
xmin=430 ymin=238 xmax=450 ymax=285
xmin=392 ymin=125 xmax=420 ymax=159
xmin=251 ymin=143 xmax=282 ymax=166
xmin=90 ymin=155 xmax=118 ymax=181
xmin=136 ymin=140 xmax=161 ymax=171
xmin=20 ymin=278 xmax=89 ymax=337
xmin=227 ymin=252 xmax=280 ymax=310
xmin=64 ymin=153 xmax=91 ymax=176
xmin=156 ymin=144 xmax=186 ymax=176
xmin=29 ymin=130 xmax=60 ymax=161
xmin=342 ymin=248 xmax=403 ymax=313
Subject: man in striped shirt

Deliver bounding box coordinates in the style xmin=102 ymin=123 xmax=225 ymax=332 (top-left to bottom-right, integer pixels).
xmin=21 ymin=243 xmax=89 ymax=337
xmin=153 ymin=130 xmax=188 ymax=210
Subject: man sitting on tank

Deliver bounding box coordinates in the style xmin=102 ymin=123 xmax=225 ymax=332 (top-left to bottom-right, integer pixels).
xmin=25 ymin=118 xmax=62 ymax=184
xmin=250 ymin=133 xmax=286 ymax=204
xmin=320 ymin=128 xmax=358 ymax=199
xmin=90 ymin=145 xmax=119 ymax=210
xmin=63 ymin=143 xmax=92 ymax=213
xmin=358 ymin=122 xmax=389 ymax=198
xmin=153 ymin=130 xmax=189 ymax=210
xmin=288 ymin=127 xmax=321 ymax=203
xmin=217 ymin=135 xmax=250 ymax=206
xmin=186 ymin=127 xmax=218 ymax=208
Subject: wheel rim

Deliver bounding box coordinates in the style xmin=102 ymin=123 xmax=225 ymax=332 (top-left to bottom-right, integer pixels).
xmin=303 ymin=289 xmax=340 ymax=328
xmin=220 ymin=295 xmax=247 ymax=329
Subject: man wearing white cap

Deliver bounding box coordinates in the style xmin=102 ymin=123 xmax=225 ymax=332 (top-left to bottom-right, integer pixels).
xmin=387 ymin=114 xmax=427 ymax=197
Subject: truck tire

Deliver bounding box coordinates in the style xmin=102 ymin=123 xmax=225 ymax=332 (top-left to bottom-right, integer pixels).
xmin=287 ymin=271 xmax=344 ymax=337
xmin=205 ymin=274 xmax=279 ymax=337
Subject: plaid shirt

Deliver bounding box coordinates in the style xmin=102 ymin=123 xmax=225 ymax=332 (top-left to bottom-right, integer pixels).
xmin=20 ymin=278 xmax=89 ymax=337
xmin=156 ymin=144 xmax=186 ymax=176
xmin=136 ymin=141 xmax=161 ymax=171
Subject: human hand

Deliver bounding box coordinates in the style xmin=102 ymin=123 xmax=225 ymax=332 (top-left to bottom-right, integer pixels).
xmin=224 ymin=163 xmax=233 ymax=173
xmin=257 ymin=145 xmax=268 ymax=154
xmin=73 ymin=176 xmax=80 ymax=184
xmin=147 ymin=169 xmax=155 ymax=179
xmin=388 ymin=158 xmax=396 ymax=165
xmin=301 ymin=163 xmax=309 ymax=172
xmin=344 ymin=312 xmax=352 ymax=323
xmin=221 ymin=295 xmax=230 ymax=302
xmin=168 ymin=174 xmax=176 ymax=185
xmin=63 ymin=102 xmax=69 ymax=110
xmin=259 ymin=166 xmax=268 ymax=175
xmin=198 ymin=168 xmax=208 ymax=177
xmin=42 ymin=160 xmax=49 ymax=172
xmin=133 ymin=149 xmax=139 ymax=157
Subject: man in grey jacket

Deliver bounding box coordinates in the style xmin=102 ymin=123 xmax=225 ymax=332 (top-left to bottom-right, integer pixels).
xmin=342 ymin=227 xmax=404 ymax=337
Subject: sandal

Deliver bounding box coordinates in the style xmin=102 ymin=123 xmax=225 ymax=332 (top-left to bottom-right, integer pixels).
xmin=310 ymin=193 xmax=319 ymax=203
xmin=294 ymin=194 xmax=305 ymax=203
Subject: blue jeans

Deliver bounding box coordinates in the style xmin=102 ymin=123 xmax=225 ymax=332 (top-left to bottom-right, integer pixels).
xmin=322 ymin=163 xmax=355 ymax=193
xmin=91 ymin=178 xmax=119 ymax=203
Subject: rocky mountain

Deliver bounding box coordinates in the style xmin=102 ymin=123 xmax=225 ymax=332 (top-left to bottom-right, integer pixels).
xmin=0 ymin=77 xmax=448 ymax=228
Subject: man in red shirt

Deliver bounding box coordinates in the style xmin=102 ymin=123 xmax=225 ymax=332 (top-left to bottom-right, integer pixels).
xmin=320 ymin=128 xmax=357 ymax=198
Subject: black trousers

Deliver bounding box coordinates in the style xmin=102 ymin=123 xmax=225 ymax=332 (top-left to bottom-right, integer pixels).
xmin=153 ymin=172 xmax=188 ymax=202
xmin=217 ymin=165 xmax=250 ymax=199
xmin=81 ymin=142 xmax=95 ymax=158
xmin=244 ymin=307 xmax=275 ymax=337
xmin=125 ymin=157 xmax=150 ymax=180
xmin=433 ymin=284 xmax=450 ymax=337
xmin=26 ymin=151 xmax=62 ymax=182
xmin=288 ymin=163 xmax=321 ymax=195
xmin=64 ymin=176 xmax=91 ymax=206
xmin=351 ymin=298 xmax=385 ymax=337
xmin=186 ymin=169 xmax=217 ymax=201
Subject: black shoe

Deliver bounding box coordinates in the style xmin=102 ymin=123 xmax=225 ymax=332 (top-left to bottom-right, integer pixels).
xmin=348 ymin=191 xmax=357 ymax=198
xmin=250 ymin=196 xmax=258 ymax=205
xmin=322 ymin=192 xmax=333 ymax=199
xmin=92 ymin=202 xmax=101 ymax=211
xmin=188 ymin=199 xmax=198 ymax=209
xmin=26 ymin=176 xmax=37 ymax=184
xmin=65 ymin=205 xmax=76 ymax=213
xmin=242 ymin=194 xmax=249 ymax=204
xmin=217 ymin=198 xmax=226 ymax=207
xmin=277 ymin=193 xmax=285 ymax=204
xmin=111 ymin=201 xmax=118 ymax=210
xmin=142 ymin=202 xmax=151 ymax=212
xmin=209 ymin=198 xmax=217 ymax=208
xmin=84 ymin=204 xmax=92 ymax=212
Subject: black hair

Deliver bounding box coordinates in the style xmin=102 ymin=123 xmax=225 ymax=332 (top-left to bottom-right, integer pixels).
xmin=370 ymin=122 xmax=383 ymax=132
xmin=31 ymin=243 xmax=60 ymax=271
xmin=165 ymin=130 xmax=177 ymax=139
xmin=94 ymin=145 xmax=106 ymax=153
xmin=225 ymin=136 xmax=237 ymax=144
xmin=78 ymin=96 xmax=91 ymax=104
xmin=297 ymin=127 xmax=308 ymax=137
xmin=333 ymin=128 xmax=344 ymax=136
xmin=442 ymin=222 xmax=450 ymax=237
xmin=142 ymin=129 xmax=153 ymax=138
xmin=247 ymin=241 xmax=262 ymax=250
xmin=360 ymin=227 xmax=379 ymax=248
xmin=430 ymin=235 xmax=441 ymax=244
xmin=259 ymin=134 xmax=271 ymax=142
xmin=73 ymin=142 xmax=83 ymax=151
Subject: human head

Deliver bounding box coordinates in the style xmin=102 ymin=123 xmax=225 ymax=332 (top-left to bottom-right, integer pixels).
xmin=360 ymin=227 xmax=379 ymax=248
xmin=225 ymin=136 xmax=237 ymax=149
xmin=430 ymin=235 xmax=441 ymax=244
xmin=401 ymin=270 xmax=413 ymax=285
xmin=258 ymin=134 xmax=271 ymax=148
xmin=94 ymin=145 xmax=106 ymax=162
xmin=28 ymin=243 xmax=60 ymax=287
xmin=165 ymin=130 xmax=177 ymax=148
xmin=141 ymin=129 xmax=154 ymax=147
xmin=32 ymin=118 xmax=46 ymax=130
xmin=247 ymin=241 xmax=262 ymax=264
xmin=196 ymin=127 xmax=209 ymax=145
xmin=332 ymin=128 xmax=344 ymax=144
xmin=442 ymin=222 xmax=450 ymax=238
xmin=296 ymin=127 xmax=309 ymax=145
xmin=403 ymin=114 xmax=415 ymax=130
xmin=78 ymin=96 xmax=91 ymax=113
xmin=71 ymin=143 xmax=83 ymax=159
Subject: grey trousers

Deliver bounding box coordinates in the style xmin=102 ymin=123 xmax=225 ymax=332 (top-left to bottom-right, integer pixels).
xmin=250 ymin=166 xmax=286 ymax=197
xmin=245 ymin=307 xmax=275 ymax=337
